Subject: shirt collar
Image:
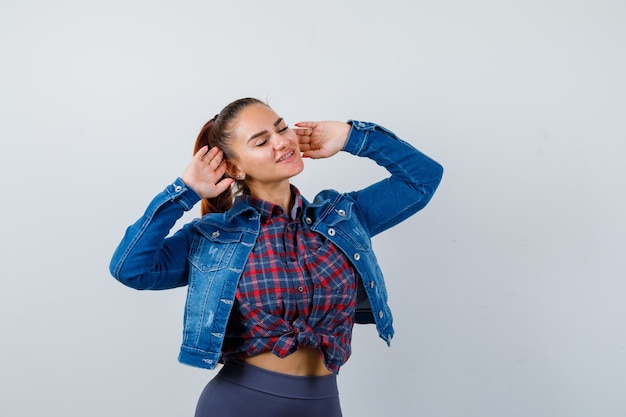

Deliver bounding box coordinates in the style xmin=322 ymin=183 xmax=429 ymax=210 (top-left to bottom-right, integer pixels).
xmin=236 ymin=185 xmax=303 ymax=222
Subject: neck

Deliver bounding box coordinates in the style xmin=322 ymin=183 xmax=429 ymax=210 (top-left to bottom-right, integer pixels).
xmin=247 ymin=180 xmax=293 ymax=212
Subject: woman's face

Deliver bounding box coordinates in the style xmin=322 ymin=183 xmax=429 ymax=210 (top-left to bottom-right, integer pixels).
xmin=227 ymin=103 xmax=304 ymax=188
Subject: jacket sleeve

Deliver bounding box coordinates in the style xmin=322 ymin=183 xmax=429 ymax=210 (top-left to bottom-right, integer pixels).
xmin=343 ymin=120 xmax=444 ymax=237
xmin=109 ymin=178 xmax=201 ymax=290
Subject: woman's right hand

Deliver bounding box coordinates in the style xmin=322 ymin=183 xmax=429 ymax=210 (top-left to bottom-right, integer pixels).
xmin=294 ymin=121 xmax=350 ymax=159
xmin=181 ymin=146 xmax=234 ymax=199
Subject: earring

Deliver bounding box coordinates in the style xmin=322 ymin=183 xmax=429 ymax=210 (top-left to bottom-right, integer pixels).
xmin=236 ymin=174 xmax=246 ymax=180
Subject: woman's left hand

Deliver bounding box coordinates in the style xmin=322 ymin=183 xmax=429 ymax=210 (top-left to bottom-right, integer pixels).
xmin=293 ymin=121 xmax=350 ymax=159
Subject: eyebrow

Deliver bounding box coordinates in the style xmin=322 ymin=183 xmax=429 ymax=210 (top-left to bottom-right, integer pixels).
xmin=247 ymin=118 xmax=284 ymax=142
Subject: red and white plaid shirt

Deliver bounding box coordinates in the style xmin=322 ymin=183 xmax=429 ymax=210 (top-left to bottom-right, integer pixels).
xmin=222 ymin=187 xmax=357 ymax=373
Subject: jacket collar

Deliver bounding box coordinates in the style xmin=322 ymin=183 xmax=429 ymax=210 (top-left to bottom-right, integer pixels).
xmin=194 ymin=187 xmax=343 ymax=226
xmin=224 ymin=199 xmax=258 ymax=222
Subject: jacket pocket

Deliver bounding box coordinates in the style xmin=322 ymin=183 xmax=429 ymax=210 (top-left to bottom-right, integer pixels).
xmin=188 ymin=229 xmax=243 ymax=272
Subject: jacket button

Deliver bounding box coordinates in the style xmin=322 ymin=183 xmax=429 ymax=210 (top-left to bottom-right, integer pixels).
xmin=369 ymin=281 xmax=374 ymax=288
xmin=337 ymin=209 xmax=346 ymax=216
xmin=328 ymin=228 xmax=335 ymax=236
xmin=304 ymin=217 xmax=312 ymax=225
xmin=358 ymin=122 xmax=365 ymax=127
xmin=211 ymin=231 xmax=220 ymax=238
xmin=174 ymin=185 xmax=182 ymax=192
xmin=378 ymin=311 xmax=384 ymax=319
xmin=353 ymin=253 xmax=361 ymax=261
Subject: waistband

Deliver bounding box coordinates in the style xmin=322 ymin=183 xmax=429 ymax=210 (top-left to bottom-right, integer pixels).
xmin=217 ymin=360 xmax=338 ymax=399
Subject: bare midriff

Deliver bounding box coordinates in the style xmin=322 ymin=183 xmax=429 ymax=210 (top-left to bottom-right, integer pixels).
xmin=243 ymin=346 xmax=332 ymax=376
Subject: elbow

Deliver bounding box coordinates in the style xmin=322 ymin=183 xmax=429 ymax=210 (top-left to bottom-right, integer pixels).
xmin=109 ymin=259 xmax=150 ymax=291
xmin=424 ymin=160 xmax=444 ymax=200
xmin=112 ymin=274 xmax=153 ymax=291
xmin=431 ymin=160 xmax=445 ymax=186
xmin=407 ymin=168 xmax=444 ymax=213
xmin=420 ymin=161 xmax=445 ymax=199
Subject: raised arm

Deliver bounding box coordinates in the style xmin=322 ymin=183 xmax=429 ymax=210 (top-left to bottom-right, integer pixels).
xmin=296 ymin=120 xmax=443 ymax=237
xmin=109 ymin=147 xmax=233 ymax=290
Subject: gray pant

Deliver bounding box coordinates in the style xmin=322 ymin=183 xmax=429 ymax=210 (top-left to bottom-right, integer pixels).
xmin=194 ymin=360 xmax=342 ymax=417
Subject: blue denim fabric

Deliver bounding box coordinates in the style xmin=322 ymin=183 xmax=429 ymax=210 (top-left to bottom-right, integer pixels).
xmin=110 ymin=120 xmax=443 ymax=370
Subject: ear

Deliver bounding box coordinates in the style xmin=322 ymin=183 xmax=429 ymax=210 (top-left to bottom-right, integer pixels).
xmin=225 ymin=160 xmax=245 ymax=180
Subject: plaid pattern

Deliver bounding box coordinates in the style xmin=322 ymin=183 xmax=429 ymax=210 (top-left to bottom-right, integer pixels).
xmin=223 ymin=188 xmax=357 ymax=373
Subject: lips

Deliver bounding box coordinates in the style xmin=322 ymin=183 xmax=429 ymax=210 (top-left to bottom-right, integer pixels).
xmin=276 ymin=150 xmax=294 ymax=163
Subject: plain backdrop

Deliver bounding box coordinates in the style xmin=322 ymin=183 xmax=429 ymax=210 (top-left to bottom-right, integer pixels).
xmin=1 ymin=1 xmax=625 ymax=416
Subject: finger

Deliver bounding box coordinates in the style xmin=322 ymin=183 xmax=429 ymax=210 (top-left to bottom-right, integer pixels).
xmin=211 ymin=178 xmax=235 ymax=196
xmin=294 ymin=121 xmax=317 ymax=129
xmin=194 ymin=145 xmax=210 ymax=159
xmin=212 ymin=160 xmax=228 ymax=178
xmin=196 ymin=145 xmax=218 ymax=161
xmin=301 ymin=150 xmax=319 ymax=159
xmin=206 ymin=149 xmax=225 ymax=169
xmin=293 ymin=123 xmax=314 ymax=135
xmin=293 ymin=126 xmax=312 ymax=134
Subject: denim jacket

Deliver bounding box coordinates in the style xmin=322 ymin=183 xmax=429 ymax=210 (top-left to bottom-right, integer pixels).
xmin=110 ymin=120 xmax=443 ymax=370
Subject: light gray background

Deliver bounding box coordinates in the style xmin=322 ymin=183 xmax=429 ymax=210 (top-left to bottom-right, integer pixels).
xmin=1 ymin=0 xmax=625 ymax=416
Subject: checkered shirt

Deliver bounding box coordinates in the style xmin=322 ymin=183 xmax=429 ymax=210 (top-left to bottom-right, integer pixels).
xmin=222 ymin=188 xmax=357 ymax=373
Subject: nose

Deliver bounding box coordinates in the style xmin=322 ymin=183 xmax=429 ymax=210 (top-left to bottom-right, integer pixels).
xmin=272 ymin=133 xmax=288 ymax=150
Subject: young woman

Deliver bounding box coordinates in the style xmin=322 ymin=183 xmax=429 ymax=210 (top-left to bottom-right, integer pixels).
xmin=110 ymin=97 xmax=443 ymax=416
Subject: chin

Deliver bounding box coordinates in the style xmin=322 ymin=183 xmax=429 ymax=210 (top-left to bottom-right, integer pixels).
xmin=287 ymin=169 xmax=304 ymax=180
xmin=292 ymin=161 xmax=305 ymax=177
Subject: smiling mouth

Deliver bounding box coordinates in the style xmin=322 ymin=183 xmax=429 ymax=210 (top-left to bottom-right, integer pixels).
xmin=277 ymin=150 xmax=294 ymax=163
